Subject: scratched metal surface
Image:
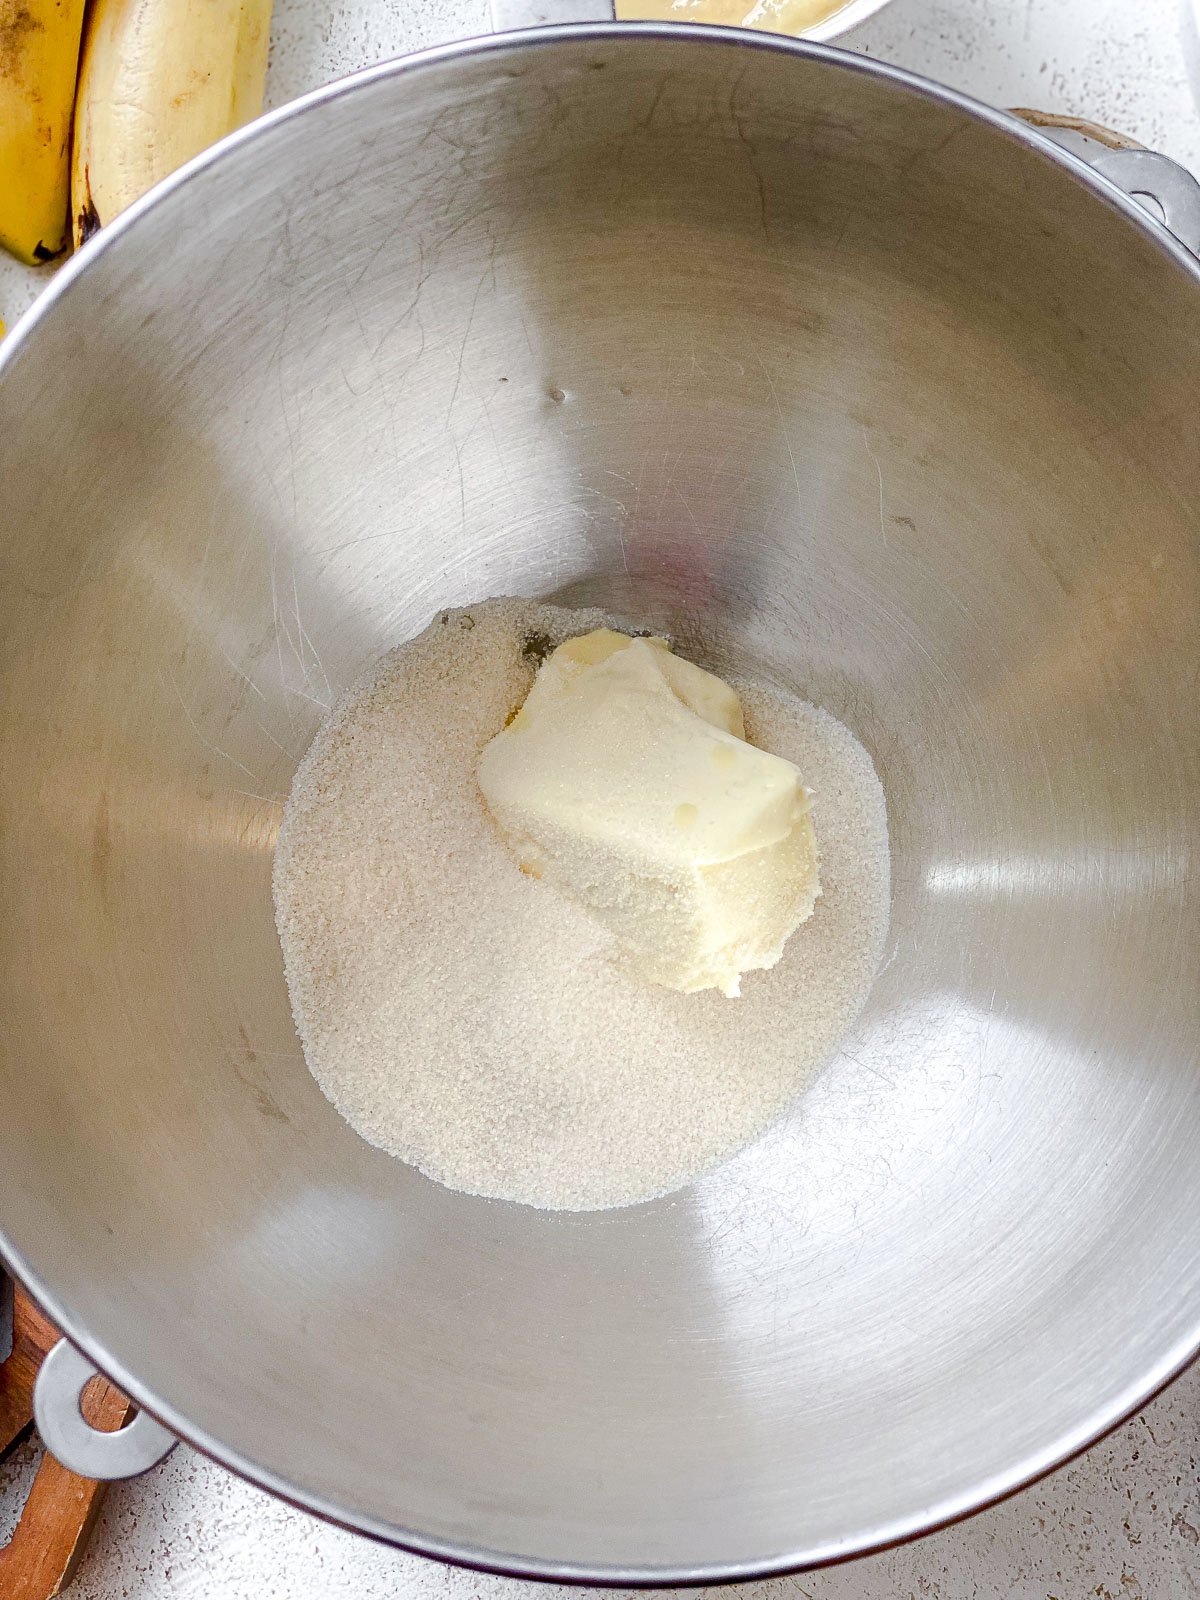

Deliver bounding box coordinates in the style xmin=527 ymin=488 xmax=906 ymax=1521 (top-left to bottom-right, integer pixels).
xmin=4 ymin=0 xmax=1200 ymax=329
xmin=0 ymin=18 xmax=1198 ymax=1591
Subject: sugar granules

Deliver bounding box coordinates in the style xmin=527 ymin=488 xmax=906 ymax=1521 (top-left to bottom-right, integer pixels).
xmin=272 ymin=598 xmax=890 ymax=1210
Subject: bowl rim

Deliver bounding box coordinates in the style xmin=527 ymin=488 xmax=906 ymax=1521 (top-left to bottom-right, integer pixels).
xmin=1 ymin=22 xmax=1198 ymax=1586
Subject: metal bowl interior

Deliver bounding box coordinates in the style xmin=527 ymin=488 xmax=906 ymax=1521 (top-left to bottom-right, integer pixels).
xmin=0 ymin=28 xmax=1197 ymax=1584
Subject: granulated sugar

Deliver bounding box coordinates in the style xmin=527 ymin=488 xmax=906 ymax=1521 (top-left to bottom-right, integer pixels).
xmin=273 ymin=598 xmax=890 ymax=1211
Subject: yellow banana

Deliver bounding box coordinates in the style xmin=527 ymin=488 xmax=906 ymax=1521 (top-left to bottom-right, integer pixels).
xmin=0 ymin=0 xmax=88 ymax=265
xmin=72 ymin=0 xmax=272 ymax=247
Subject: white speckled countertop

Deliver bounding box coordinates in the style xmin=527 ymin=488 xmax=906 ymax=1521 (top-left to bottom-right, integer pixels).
xmin=2 ymin=1 xmax=1198 ymax=1595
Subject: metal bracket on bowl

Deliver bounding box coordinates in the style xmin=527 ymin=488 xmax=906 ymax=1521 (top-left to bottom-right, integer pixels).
xmin=33 ymin=1339 xmax=177 ymax=1481
xmin=1089 ymin=148 xmax=1200 ymax=258
xmin=1012 ymin=109 xmax=1200 ymax=258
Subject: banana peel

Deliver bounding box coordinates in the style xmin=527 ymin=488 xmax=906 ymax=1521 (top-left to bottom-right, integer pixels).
xmin=72 ymin=0 xmax=272 ymax=247
xmin=0 ymin=0 xmax=88 ymax=264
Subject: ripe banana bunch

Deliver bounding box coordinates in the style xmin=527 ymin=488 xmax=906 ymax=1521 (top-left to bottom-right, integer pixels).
xmin=72 ymin=0 xmax=273 ymax=246
xmin=0 ymin=0 xmax=271 ymax=265
xmin=0 ymin=0 xmax=88 ymax=264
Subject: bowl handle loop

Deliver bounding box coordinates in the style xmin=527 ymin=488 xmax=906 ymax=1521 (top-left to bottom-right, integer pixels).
xmin=33 ymin=1339 xmax=178 ymax=1481
xmin=1012 ymin=112 xmax=1200 ymax=260
xmin=1089 ymin=148 xmax=1200 ymax=259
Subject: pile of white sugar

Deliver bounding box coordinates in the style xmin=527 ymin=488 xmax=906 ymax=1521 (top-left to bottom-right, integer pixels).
xmin=273 ymin=598 xmax=890 ymax=1211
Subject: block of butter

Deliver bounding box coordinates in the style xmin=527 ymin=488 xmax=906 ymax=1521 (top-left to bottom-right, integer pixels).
xmin=477 ymin=628 xmax=820 ymax=997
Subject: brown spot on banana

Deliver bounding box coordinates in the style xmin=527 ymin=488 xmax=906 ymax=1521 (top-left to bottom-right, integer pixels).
xmin=75 ymin=188 xmax=100 ymax=246
xmin=0 ymin=4 xmax=46 ymax=71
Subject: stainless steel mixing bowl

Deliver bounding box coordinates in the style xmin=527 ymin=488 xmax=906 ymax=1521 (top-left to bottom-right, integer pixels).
xmin=0 ymin=27 xmax=1198 ymax=1583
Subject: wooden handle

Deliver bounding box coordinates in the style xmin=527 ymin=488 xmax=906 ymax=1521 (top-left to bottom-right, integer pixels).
xmin=0 ymin=1287 xmax=59 ymax=1461
xmin=0 ymin=1286 xmax=133 ymax=1598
